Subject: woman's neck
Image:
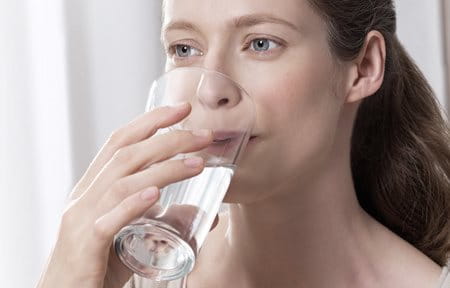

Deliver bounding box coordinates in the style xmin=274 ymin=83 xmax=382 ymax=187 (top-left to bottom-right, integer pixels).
xmin=187 ymin=113 xmax=442 ymax=287
xmin=190 ymin=159 xmax=441 ymax=288
xmin=219 ymin=155 xmax=377 ymax=287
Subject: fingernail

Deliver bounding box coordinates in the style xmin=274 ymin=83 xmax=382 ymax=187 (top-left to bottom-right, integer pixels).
xmin=184 ymin=157 xmax=204 ymax=168
xmin=141 ymin=187 xmax=159 ymax=201
xmin=192 ymin=129 xmax=211 ymax=138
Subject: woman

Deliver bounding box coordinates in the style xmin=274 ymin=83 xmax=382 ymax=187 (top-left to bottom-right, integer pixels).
xmin=37 ymin=0 xmax=450 ymax=287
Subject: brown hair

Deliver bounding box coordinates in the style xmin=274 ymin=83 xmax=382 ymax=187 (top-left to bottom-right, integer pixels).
xmin=307 ymin=0 xmax=450 ymax=265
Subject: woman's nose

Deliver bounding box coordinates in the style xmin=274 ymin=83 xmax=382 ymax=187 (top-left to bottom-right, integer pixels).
xmin=196 ymin=73 xmax=242 ymax=109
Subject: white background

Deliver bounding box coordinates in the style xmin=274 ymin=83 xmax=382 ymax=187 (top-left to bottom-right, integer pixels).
xmin=0 ymin=1 xmax=448 ymax=287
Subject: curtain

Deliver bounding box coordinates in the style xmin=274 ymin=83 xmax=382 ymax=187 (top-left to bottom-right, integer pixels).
xmin=396 ymin=0 xmax=448 ymax=109
xmin=1 ymin=0 xmax=71 ymax=287
xmin=0 ymin=0 xmax=163 ymax=286
xmin=443 ymin=0 xmax=450 ymax=111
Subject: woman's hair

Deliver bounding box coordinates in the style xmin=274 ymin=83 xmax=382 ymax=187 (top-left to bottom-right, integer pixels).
xmin=160 ymin=0 xmax=449 ymax=266
xmin=307 ymin=0 xmax=450 ymax=265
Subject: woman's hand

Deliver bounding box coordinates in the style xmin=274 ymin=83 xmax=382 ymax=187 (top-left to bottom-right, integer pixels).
xmin=37 ymin=103 xmax=213 ymax=288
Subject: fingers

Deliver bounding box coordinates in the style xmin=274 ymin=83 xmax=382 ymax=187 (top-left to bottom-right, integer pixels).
xmin=85 ymin=129 xmax=212 ymax=202
xmin=93 ymin=187 xmax=160 ymax=246
xmin=111 ymin=129 xmax=212 ymax=176
xmin=70 ymin=103 xmax=192 ymax=200
xmin=95 ymin=157 xmax=205 ymax=216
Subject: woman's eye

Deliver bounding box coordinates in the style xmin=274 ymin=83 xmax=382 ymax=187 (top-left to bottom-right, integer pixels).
xmin=173 ymin=44 xmax=202 ymax=58
xmin=250 ymin=39 xmax=280 ymax=52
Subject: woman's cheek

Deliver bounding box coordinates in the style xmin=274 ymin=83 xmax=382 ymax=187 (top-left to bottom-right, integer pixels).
xmin=256 ymin=64 xmax=340 ymax=170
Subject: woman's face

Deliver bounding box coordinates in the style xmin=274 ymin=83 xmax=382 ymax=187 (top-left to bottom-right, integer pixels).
xmin=162 ymin=0 xmax=348 ymax=203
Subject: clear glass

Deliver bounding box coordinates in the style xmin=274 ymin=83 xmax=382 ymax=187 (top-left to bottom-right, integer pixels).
xmin=114 ymin=67 xmax=255 ymax=281
xmin=129 ymin=274 xmax=187 ymax=288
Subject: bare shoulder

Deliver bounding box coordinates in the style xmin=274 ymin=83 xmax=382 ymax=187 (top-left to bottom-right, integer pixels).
xmin=367 ymin=218 xmax=444 ymax=288
xmin=379 ymin=261 xmax=444 ymax=288
xmin=408 ymin=261 xmax=445 ymax=288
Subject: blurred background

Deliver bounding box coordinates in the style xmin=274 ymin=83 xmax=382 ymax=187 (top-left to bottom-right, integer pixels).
xmin=1 ymin=0 xmax=449 ymax=286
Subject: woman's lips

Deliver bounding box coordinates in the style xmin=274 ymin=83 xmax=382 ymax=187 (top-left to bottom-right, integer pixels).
xmin=201 ymin=131 xmax=252 ymax=156
xmin=248 ymin=135 xmax=259 ymax=143
xmin=212 ymin=131 xmax=245 ymax=141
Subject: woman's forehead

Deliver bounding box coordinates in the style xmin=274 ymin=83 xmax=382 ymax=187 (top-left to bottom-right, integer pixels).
xmin=162 ymin=0 xmax=317 ymax=34
xmin=163 ymin=0 xmax=307 ymax=22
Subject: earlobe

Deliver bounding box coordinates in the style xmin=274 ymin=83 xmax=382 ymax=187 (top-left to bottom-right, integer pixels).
xmin=345 ymin=31 xmax=386 ymax=103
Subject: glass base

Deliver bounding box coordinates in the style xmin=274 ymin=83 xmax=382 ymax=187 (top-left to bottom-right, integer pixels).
xmin=114 ymin=220 xmax=195 ymax=281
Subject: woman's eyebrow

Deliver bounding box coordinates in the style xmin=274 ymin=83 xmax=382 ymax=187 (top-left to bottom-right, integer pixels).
xmin=233 ymin=13 xmax=301 ymax=32
xmin=162 ymin=21 xmax=200 ymax=35
xmin=161 ymin=21 xmax=199 ymax=43
xmin=161 ymin=13 xmax=301 ymax=40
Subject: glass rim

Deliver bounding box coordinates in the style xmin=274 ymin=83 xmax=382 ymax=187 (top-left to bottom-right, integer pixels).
xmin=147 ymin=66 xmax=257 ymax=134
xmin=161 ymin=66 xmax=251 ymax=99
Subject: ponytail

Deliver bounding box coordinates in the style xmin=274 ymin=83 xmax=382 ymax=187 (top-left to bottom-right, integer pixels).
xmin=307 ymin=0 xmax=450 ymax=266
xmin=351 ymin=35 xmax=450 ymax=265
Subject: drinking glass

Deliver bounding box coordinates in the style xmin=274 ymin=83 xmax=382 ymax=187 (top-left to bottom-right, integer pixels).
xmin=114 ymin=67 xmax=255 ymax=281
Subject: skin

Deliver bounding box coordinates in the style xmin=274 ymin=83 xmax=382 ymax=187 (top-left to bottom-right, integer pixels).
xmin=162 ymin=0 xmax=444 ymax=287
xmin=36 ymin=0 xmax=443 ymax=287
xmin=37 ymin=104 xmax=217 ymax=288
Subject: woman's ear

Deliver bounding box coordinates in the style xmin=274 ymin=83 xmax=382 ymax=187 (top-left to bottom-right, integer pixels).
xmin=345 ymin=31 xmax=386 ymax=103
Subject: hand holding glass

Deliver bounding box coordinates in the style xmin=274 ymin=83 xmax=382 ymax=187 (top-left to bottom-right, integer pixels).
xmin=114 ymin=67 xmax=255 ymax=281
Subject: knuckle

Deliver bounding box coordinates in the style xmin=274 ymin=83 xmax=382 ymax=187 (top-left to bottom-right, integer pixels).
xmin=147 ymin=112 xmax=163 ymax=131
xmin=170 ymin=136 xmax=184 ymax=150
xmin=139 ymin=110 xmax=166 ymax=137
xmin=107 ymin=128 xmax=126 ymax=147
xmin=109 ymin=179 xmax=130 ymax=200
xmin=112 ymin=147 xmax=134 ymax=165
xmin=61 ymin=209 xmax=75 ymax=228
xmin=61 ymin=202 xmax=79 ymax=227
xmin=93 ymin=218 xmax=110 ymax=240
xmin=169 ymin=130 xmax=192 ymax=149
xmin=119 ymin=198 xmax=135 ymax=218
